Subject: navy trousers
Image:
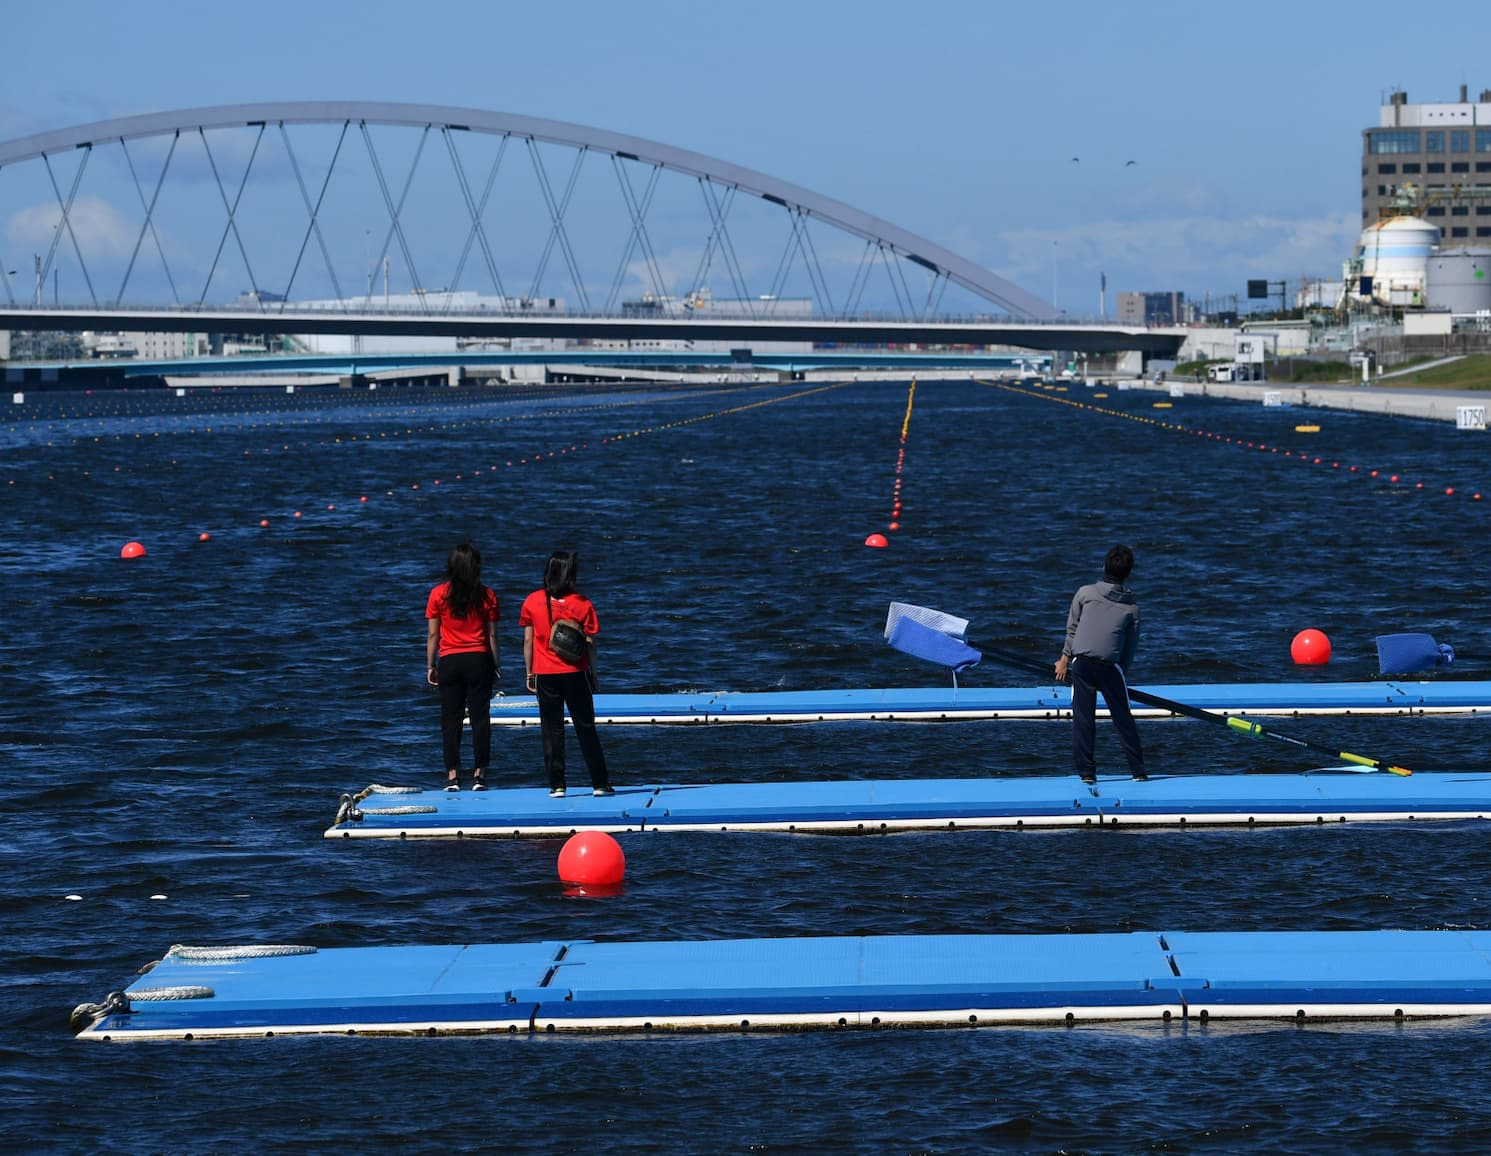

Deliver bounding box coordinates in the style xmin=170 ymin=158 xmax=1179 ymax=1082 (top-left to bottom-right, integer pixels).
xmin=1070 ymin=657 xmax=1146 ymax=777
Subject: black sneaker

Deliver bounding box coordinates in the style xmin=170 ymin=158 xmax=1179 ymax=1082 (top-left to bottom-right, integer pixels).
xmin=593 ymin=786 xmax=616 ymax=797
xmin=1131 ymin=774 xmax=1149 ymax=781
xmin=549 ymin=786 xmax=566 ymax=798
xmin=1080 ymin=774 xmax=1097 ymax=784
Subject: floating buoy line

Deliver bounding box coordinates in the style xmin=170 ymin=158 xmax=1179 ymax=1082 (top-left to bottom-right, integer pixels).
xmin=979 ymin=378 xmax=1484 ymax=504
xmin=6 ymin=379 xmax=852 ymax=549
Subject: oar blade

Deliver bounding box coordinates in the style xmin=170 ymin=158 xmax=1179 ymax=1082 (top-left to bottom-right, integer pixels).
xmin=885 ymin=602 xmax=970 ymax=641
xmin=886 ymin=616 xmax=982 ymax=673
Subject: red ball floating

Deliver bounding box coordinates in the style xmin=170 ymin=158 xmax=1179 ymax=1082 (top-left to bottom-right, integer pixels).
xmin=864 ymin=533 xmax=889 ymax=548
xmin=198 ymin=532 xmax=211 ymax=542
xmin=557 ymin=831 xmax=625 ymax=885
xmin=120 ymin=541 xmax=146 ymax=559
xmin=1290 ymin=629 xmax=1332 ymax=666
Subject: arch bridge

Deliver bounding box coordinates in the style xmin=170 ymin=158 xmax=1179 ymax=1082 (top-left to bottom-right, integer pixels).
xmin=0 ymin=103 xmax=1183 ymax=357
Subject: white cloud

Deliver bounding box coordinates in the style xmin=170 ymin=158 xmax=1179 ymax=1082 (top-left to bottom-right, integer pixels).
xmin=997 ymin=210 xmax=1361 ymax=298
xmin=6 ymin=196 xmax=139 ymax=260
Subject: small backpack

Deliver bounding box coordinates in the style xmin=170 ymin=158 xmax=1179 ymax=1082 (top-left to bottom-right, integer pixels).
xmin=546 ymin=594 xmax=589 ymax=664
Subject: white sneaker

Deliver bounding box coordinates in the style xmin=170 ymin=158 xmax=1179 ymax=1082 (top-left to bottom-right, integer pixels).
xmin=549 ymin=786 xmax=566 ymax=797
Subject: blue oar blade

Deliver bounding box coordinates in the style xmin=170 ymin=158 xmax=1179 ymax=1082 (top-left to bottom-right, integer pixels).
xmin=887 ymin=617 xmax=982 ymax=673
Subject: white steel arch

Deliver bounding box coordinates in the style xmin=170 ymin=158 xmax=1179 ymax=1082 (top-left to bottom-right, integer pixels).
xmin=0 ymin=102 xmax=1056 ymax=320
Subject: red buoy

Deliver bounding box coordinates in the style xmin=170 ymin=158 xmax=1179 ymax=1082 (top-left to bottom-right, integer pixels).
xmin=1290 ymin=629 xmax=1331 ymax=665
xmin=557 ymin=831 xmax=625 ymax=885
xmin=864 ymin=533 xmax=888 ymax=548
xmin=120 ymin=541 xmax=146 ymax=559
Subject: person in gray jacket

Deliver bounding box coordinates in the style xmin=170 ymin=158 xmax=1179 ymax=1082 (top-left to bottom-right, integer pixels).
xmin=1053 ymin=544 xmax=1148 ymax=783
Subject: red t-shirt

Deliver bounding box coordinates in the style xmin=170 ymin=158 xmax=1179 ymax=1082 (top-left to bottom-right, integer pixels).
xmin=426 ymin=582 xmax=499 ymax=656
xmin=520 ymin=589 xmax=598 ymax=674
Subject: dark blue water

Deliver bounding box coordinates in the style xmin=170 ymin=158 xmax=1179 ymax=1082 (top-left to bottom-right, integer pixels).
xmin=5 ymin=376 xmax=1491 ymax=1152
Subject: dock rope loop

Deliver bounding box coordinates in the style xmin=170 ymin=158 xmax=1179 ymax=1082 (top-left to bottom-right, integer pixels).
xmin=167 ymin=944 xmax=318 ymax=963
xmin=129 ymin=985 xmax=215 ymax=1001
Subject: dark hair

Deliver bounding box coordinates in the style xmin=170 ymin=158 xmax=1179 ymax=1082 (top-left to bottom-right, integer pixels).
xmin=444 ymin=542 xmax=486 ymax=619
xmin=543 ymin=549 xmax=578 ymax=597
xmin=1104 ymin=544 xmax=1135 ymax=583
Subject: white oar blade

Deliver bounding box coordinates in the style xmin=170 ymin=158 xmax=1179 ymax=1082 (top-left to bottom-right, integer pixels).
xmin=885 ymin=601 xmax=970 ymax=641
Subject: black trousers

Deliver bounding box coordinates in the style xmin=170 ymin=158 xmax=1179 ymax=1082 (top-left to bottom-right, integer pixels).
xmin=535 ymin=671 xmax=610 ymax=790
xmin=437 ymin=651 xmax=495 ymax=772
xmin=1070 ymin=657 xmax=1146 ymax=776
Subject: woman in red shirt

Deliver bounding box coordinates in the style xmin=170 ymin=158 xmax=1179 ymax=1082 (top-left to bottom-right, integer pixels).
xmin=520 ymin=549 xmax=612 ymax=797
xmin=425 ymin=542 xmax=501 ymax=791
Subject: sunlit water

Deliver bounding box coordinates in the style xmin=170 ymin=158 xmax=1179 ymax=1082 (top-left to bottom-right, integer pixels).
xmin=4 ymin=376 xmax=1491 ymax=1152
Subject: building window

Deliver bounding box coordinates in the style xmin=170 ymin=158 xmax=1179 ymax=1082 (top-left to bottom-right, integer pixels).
xmin=1478 ymin=227 xmax=1491 ymax=237
xmin=1451 ymin=206 xmax=1469 ymax=216
xmin=1477 ymin=129 xmax=1491 ymax=152
xmin=1427 ymin=162 xmax=1445 ymax=173
xmin=1426 ymin=131 xmax=1445 ymax=153
xmin=1426 ymin=206 xmax=1446 ymax=217
xmin=1451 ymin=130 xmax=1470 ymax=153
xmin=1451 ymin=226 xmax=1468 ymax=237
xmin=1370 ymin=130 xmax=1421 ymax=154
xmin=1378 ymin=163 xmax=1397 ymax=175
xmin=1477 ymin=206 xmax=1491 ymax=215
xmin=1451 ymin=162 xmax=1470 ymax=173
xmin=1402 ymin=162 xmax=1421 ymax=174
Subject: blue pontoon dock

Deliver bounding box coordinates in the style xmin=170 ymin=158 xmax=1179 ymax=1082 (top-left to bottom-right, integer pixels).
xmin=489 ymin=681 xmax=1491 ymax=725
xmin=327 ymin=773 xmax=1491 ymax=839
xmin=72 ymin=929 xmax=1491 ymax=1040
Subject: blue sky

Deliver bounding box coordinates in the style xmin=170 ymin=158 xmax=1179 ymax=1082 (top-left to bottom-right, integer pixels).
xmin=3 ymin=0 xmax=1489 ymax=314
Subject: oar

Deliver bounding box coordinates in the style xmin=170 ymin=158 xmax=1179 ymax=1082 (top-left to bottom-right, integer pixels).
xmin=885 ymin=607 xmax=1414 ymax=776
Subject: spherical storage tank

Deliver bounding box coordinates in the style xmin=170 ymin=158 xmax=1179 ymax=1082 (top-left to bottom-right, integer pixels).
xmin=1426 ymin=248 xmax=1491 ymax=313
xmin=1355 ymin=216 xmax=1439 ymax=306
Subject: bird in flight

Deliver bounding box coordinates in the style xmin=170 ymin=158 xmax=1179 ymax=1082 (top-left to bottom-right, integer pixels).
xmin=1125 ymin=160 xmax=1137 ymax=166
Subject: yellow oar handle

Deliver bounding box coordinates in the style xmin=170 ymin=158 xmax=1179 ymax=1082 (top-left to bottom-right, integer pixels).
xmin=1338 ymin=752 xmax=1413 ymax=776
xmin=1226 ymin=717 xmax=1264 ymax=739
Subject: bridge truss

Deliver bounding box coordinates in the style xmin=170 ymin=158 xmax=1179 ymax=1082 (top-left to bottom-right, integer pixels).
xmin=0 ymin=102 xmax=1055 ymax=324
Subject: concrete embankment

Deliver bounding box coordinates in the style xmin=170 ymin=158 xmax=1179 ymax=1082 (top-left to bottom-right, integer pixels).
xmin=1134 ymin=379 xmax=1489 ymax=426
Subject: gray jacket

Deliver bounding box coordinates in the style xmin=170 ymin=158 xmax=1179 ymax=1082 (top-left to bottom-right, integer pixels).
xmin=1063 ymin=580 xmax=1139 ymax=668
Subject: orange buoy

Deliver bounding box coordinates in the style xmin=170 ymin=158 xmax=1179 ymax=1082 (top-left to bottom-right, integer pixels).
xmin=1290 ymin=629 xmax=1331 ymax=666
xmin=864 ymin=533 xmax=888 ymax=548
xmin=198 ymin=532 xmax=211 ymax=542
xmin=557 ymin=831 xmax=625 ymax=885
xmin=120 ymin=541 xmax=146 ymax=559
